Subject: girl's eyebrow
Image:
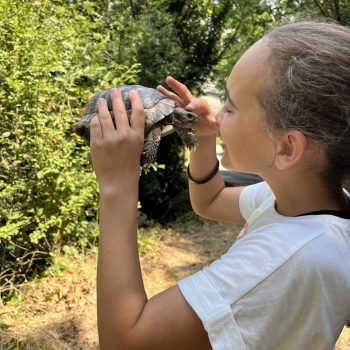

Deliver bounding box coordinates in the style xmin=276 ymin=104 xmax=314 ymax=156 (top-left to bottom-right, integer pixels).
xmin=224 ymin=85 xmax=237 ymax=108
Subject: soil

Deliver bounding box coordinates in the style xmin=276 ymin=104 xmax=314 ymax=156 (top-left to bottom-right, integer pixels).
xmin=142 ymin=219 xmax=240 ymax=297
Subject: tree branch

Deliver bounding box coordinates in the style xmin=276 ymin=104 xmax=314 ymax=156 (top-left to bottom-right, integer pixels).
xmin=216 ymin=17 xmax=244 ymax=63
xmin=333 ymin=0 xmax=343 ymax=23
xmin=313 ymin=0 xmax=328 ymax=17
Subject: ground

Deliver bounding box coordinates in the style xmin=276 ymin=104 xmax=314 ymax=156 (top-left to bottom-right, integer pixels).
xmin=1 ymin=217 xmax=349 ymax=349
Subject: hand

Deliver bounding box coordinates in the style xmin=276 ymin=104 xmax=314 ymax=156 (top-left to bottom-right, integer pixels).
xmin=90 ymin=88 xmax=144 ymax=193
xmin=157 ymin=76 xmax=219 ymax=137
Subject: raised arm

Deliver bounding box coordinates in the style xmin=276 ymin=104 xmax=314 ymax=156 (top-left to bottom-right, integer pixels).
xmin=91 ymin=88 xmax=211 ymax=350
xmin=158 ymin=77 xmax=246 ymax=225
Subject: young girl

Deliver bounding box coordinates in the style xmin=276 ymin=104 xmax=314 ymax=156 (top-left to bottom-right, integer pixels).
xmin=90 ymin=21 xmax=350 ymax=350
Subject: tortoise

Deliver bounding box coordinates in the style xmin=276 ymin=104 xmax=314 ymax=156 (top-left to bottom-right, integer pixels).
xmin=73 ymin=85 xmax=198 ymax=171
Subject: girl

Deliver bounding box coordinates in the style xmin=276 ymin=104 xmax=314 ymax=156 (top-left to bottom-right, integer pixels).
xmin=90 ymin=21 xmax=350 ymax=350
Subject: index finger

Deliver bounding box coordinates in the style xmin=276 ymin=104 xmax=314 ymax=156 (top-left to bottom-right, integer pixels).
xmin=110 ymin=88 xmax=129 ymax=130
xmin=90 ymin=115 xmax=102 ymax=146
xmin=156 ymin=85 xmax=183 ymax=105
xmin=165 ymin=76 xmax=193 ymax=104
xmin=129 ymin=90 xmax=145 ymax=136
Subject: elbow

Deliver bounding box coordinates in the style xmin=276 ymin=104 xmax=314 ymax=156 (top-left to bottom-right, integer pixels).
xmin=190 ymin=201 xmax=204 ymax=217
xmin=191 ymin=203 xmax=212 ymax=220
xmin=189 ymin=193 xmax=221 ymax=220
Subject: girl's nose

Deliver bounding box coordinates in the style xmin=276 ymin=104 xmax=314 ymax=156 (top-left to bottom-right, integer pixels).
xmin=215 ymin=108 xmax=224 ymax=125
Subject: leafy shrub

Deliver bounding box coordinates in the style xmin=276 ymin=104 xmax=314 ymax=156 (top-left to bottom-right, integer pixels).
xmin=0 ymin=0 xmax=139 ymax=295
xmin=139 ymin=134 xmax=191 ymax=224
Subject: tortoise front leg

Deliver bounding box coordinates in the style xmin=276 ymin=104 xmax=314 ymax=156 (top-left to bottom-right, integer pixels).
xmin=141 ymin=126 xmax=162 ymax=172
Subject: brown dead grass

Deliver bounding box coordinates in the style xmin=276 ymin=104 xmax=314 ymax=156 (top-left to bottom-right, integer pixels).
xmin=1 ymin=217 xmax=349 ymax=349
xmin=0 ymin=249 xmax=98 ymax=349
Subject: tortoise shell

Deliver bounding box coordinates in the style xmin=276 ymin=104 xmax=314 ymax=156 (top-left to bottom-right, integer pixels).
xmin=73 ymin=85 xmax=198 ymax=171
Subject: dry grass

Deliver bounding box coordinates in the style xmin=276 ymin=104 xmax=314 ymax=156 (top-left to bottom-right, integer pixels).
xmin=1 ymin=218 xmax=349 ymax=349
xmin=0 ymin=250 xmax=98 ymax=349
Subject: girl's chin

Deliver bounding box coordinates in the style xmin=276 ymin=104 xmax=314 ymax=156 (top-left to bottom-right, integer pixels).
xmin=220 ymin=154 xmax=233 ymax=170
xmin=221 ymin=154 xmax=242 ymax=172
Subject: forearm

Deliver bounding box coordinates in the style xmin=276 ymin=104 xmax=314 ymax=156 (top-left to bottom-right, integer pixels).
xmin=97 ymin=185 xmax=147 ymax=348
xmin=189 ymin=134 xmax=225 ymax=215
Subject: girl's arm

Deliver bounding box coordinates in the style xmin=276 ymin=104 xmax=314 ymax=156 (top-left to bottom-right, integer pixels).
xmin=91 ymin=88 xmax=211 ymax=350
xmin=158 ymin=77 xmax=246 ymax=225
xmin=188 ymin=134 xmax=246 ymax=225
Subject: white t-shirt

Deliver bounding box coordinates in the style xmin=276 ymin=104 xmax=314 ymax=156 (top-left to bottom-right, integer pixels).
xmin=178 ymin=181 xmax=350 ymax=350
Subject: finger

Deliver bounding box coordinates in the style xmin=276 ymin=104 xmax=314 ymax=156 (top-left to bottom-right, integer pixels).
xmin=110 ymin=88 xmax=129 ymax=130
xmin=129 ymin=90 xmax=145 ymax=136
xmin=97 ymin=98 xmax=115 ymax=139
xmin=185 ymin=100 xmax=196 ymax=112
xmin=90 ymin=115 xmax=102 ymax=146
xmin=156 ymin=85 xmax=183 ymax=105
xmin=165 ymin=76 xmax=193 ymax=103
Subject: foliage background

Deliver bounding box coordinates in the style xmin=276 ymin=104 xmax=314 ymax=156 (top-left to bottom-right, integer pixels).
xmin=1 ymin=0 xmax=349 ymax=297
xmin=0 ymin=0 xmax=141 ymax=293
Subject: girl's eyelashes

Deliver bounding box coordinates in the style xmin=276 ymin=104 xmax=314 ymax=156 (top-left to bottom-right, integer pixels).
xmin=223 ymin=105 xmax=232 ymax=114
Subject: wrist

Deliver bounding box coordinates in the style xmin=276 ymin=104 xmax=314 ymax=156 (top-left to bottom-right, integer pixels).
xmin=190 ymin=133 xmax=217 ymax=155
xmin=187 ymin=158 xmax=219 ymax=184
xmin=98 ymin=181 xmax=139 ymax=199
xmin=196 ymin=133 xmax=217 ymax=141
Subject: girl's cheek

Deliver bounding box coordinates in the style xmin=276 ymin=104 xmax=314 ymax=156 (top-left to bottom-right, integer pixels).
xmin=219 ymin=125 xmax=229 ymax=144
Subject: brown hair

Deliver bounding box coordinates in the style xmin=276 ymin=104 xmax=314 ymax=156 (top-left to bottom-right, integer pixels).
xmin=260 ymin=21 xmax=350 ymax=188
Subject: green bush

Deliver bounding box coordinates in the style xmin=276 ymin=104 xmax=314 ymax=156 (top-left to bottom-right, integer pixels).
xmin=139 ymin=134 xmax=191 ymax=224
xmin=0 ymin=0 xmax=139 ymax=295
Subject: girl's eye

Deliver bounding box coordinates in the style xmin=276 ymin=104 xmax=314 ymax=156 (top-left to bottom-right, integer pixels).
xmin=223 ymin=105 xmax=232 ymax=114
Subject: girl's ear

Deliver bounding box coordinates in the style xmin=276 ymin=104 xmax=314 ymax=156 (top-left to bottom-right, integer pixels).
xmin=274 ymin=130 xmax=308 ymax=170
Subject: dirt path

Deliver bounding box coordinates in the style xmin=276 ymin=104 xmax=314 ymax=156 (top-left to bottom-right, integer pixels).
xmin=142 ymin=220 xmax=240 ymax=297
xmin=1 ymin=219 xmax=349 ymax=349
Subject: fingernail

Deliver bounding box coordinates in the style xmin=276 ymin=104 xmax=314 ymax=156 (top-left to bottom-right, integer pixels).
xmin=98 ymin=97 xmax=106 ymax=103
xmin=111 ymin=87 xmax=119 ymax=94
xmin=129 ymin=89 xmax=138 ymax=96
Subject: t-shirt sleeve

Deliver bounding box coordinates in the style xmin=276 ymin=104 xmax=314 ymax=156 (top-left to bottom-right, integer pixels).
xmin=239 ymin=181 xmax=274 ymax=220
xmin=178 ymin=270 xmax=246 ymax=349
xmin=178 ymin=232 xmax=279 ymax=350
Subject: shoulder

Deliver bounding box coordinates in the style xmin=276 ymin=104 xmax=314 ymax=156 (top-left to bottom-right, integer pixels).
xmin=239 ymin=181 xmax=274 ymax=220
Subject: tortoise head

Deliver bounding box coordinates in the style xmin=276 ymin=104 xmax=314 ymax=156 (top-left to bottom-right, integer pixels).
xmin=172 ymin=108 xmax=197 ymax=128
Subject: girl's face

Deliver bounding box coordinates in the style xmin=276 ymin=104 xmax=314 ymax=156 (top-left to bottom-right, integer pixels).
xmin=217 ymin=39 xmax=277 ymax=176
